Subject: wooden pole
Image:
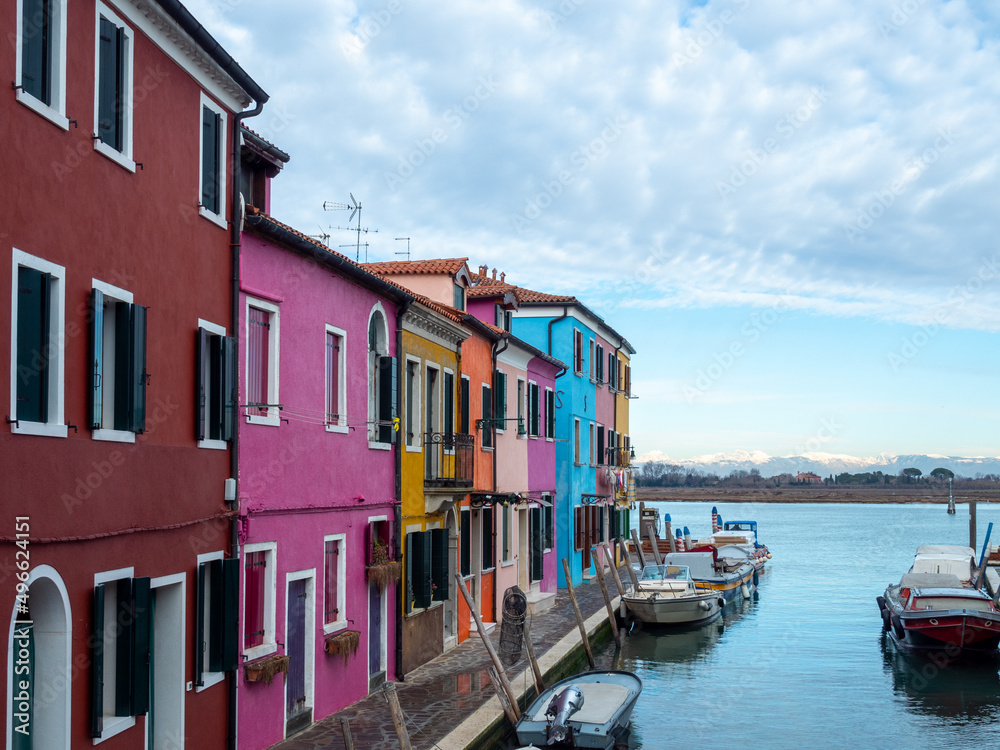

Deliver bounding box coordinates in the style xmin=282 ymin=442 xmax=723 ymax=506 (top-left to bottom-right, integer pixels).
xmin=970 ymin=499 xmax=978 ymax=551
xmin=561 ymin=558 xmax=595 ymax=668
xmin=523 ymin=615 xmax=545 ymax=697
xmin=603 ymin=541 xmax=626 ymax=597
xmin=620 ymin=537 xmax=640 ymax=589
xmin=590 ymin=548 xmax=622 ymax=648
xmin=340 ymin=718 xmax=356 ymax=750
xmin=664 ymin=518 xmax=677 ymax=553
xmin=382 ymin=682 xmax=412 ymax=750
xmin=646 ymin=526 xmax=664 ymax=565
xmin=454 ymin=573 xmax=521 ymax=720
xmin=487 ymin=665 xmax=519 ymax=726
xmin=630 ymin=528 xmax=648 ymax=569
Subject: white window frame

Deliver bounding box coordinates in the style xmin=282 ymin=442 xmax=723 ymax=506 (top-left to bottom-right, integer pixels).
xmin=14 ymin=0 xmax=69 ymax=128
xmin=574 ymin=418 xmax=581 ymax=465
xmin=501 ymin=503 xmax=513 ymax=565
xmin=195 ymin=550 xmax=226 ymax=692
xmin=544 ymin=386 xmax=554 ymax=442
xmin=542 ymin=493 xmax=553 ymax=553
xmin=404 ymin=355 xmax=421 ymax=452
xmin=245 ymin=297 xmax=280 ymax=427
xmin=322 ymin=534 xmax=347 ymax=634
xmin=325 ymin=324 xmax=348 ymax=434
xmin=197 ymin=318 xmax=228 ymax=450
xmin=367 ymin=304 xmax=390 ymax=448
xmin=92 ymin=566 xmax=137 ymax=743
xmin=442 ymin=366 xmax=456 ymax=453
xmin=9 ymin=248 xmax=66 ymax=438
xmin=92 ymin=2 xmax=135 ymax=172
xmin=242 ymin=541 xmax=277 ymax=662
xmin=91 ymin=278 xmax=136 ymax=444
xmin=527 ymin=379 xmax=539 ymax=438
xmin=425 ymin=361 xmax=441 ymax=443
xmin=589 ymin=421 xmax=596 ymax=466
xmin=198 ymin=92 xmax=228 ymax=229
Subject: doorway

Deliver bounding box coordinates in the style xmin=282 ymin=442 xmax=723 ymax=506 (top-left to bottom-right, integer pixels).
xmin=148 ymin=576 xmax=185 ymax=750
xmin=285 ymin=574 xmax=314 ymax=737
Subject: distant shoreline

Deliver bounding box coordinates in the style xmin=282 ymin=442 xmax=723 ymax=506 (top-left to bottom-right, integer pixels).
xmin=636 ymin=486 xmax=1000 ymax=505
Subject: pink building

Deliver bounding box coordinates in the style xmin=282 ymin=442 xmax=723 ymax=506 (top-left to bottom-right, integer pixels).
xmin=236 ymin=198 xmax=412 ymax=746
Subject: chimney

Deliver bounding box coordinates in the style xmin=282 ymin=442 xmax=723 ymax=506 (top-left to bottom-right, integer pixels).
xmin=492 ymin=268 xmax=497 ymax=280
xmin=500 ymin=272 xmax=505 ymax=283
xmin=479 ymin=264 xmax=487 ymax=276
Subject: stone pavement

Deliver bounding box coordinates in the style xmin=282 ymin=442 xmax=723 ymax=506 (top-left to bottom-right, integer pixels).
xmin=269 ymin=570 xmax=623 ymax=750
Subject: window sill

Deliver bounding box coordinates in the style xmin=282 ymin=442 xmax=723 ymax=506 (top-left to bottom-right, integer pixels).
xmin=246 ymin=415 xmax=280 ymax=427
xmin=323 ymin=620 xmax=349 ymax=636
xmin=243 ymin=643 xmax=277 ymax=662
xmin=482 ymin=567 xmax=496 ymax=574
xmin=195 ymin=671 xmax=225 ymax=693
xmin=10 ymin=421 xmax=68 ymax=438
xmin=546 ymin=437 xmax=554 ymax=442
xmin=481 ymin=447 xmax=494 ymax=453
xmin=198 ymin=438 xmax=228 ymax=450
xmin=501 ymin=560 xmax=515 ymax=568
xmin=199 ymin=205 xmax=228 ymax=230
xmin=92 ymin=428 xmax=136 ymax=444
xmin=368 ymin=441 xmax=392 ymax=451
xmin=93 ymin=139 xmax=136 ymax=173
xmin=15 ymin=91 xmax=69 ymax=130
xmin=405 ymin=445 xmax=422 ymax=453
xmin=93 ymin=715 xmax=135 ymax=744
xmin=325 ymin=424 xmax=349 ymax=434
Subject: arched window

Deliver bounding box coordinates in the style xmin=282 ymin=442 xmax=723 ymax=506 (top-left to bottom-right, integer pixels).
xmin=367 ymin=307 xmax=394 ymax=443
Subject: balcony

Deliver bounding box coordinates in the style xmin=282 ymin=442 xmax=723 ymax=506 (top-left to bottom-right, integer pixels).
xmin=424 ymin=432 xmax=474 ymax=489
xmin=605 ymin=447 xmax=633 ymax=468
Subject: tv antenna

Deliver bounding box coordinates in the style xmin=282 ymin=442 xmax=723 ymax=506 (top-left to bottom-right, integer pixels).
xmin=395 ymin=237 xmax=411 ymax=260
xmin=323 ymin=193 xmax=378 ymax=262
xmin=308 ymin=225 xmax=330 ymax=245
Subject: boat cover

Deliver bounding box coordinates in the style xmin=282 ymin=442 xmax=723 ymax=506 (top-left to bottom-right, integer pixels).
xmin=915 ymin=545 xmax=975 ymax=558
xmin=899 ymin=572 xmax=964 ymax=590
xmin=910 ymin=547 xmax=975 ymax=579
xmin=527 ymin=682 xmax=630 ymax=724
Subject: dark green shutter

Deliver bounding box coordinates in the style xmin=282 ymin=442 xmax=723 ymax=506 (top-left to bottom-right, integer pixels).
xmin=15 ymin=266 xmax=49 ymax=423
xmin=530 ymin=508 xmax=543 ymax=581
xmin=221 ymin=336 xmax=236 ymax=441
xmin=21 ymin=0 xmax=50 ymax=103
xmin=113 ymin=302 xmax=131 ymax=431
xmin=481 ymin=385 xmax=492 ymax=448
xmin=459 ymin=378 xmax=470 ymax=434
xmin=131 ymin=577 xmax=151 ymax=716
xmin=410 ymin=532 xmax=431 ymax=609
xmin=196 ymin=329 xmax=207 ymax=441
xmin=91 ymin=584 xmax=105 ymax=738
xmin=493 ymin=372 xmax=506 ymax=422
xmin=431 ymin=528 xmax=449 ymax=602
xmin=202 ymin=107 xmax=221 ymax=213
xmin=114 ymin=579 xmax=133 ymax=717
xmin=90 ymin=290 xmax=104 ymax=429
xmin=97 ymin=18 xmax=122 ymax=151
xmin=129 ymin=304 xmax=147 ymax=434
xmin=378 ymin=356 xmax=397 ymax=443
xmin=544 ymin=504 xmax=553 ymax=550
xmin=221 ymin=557 xmax=239 ymax=671
xmin=195 ymin=562 xmax=206 ymax=685
xmin=597 ymin=426 xmax=605 ymax=466
xmin=530 ymin=384 xmax=539 ymax=436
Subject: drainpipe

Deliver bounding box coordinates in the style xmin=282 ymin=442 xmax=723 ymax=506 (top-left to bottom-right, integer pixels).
xmin=547 ymin=305 xmax=569 ymax=370
xmin=228 ymin=100 xmax=265 ymax=750
xmin=394 ymin=300 xmax=411 ymax=680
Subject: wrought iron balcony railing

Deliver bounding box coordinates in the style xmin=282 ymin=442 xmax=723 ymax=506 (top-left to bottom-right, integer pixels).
xmin=424 ymin=432 xmax=474 ymax=488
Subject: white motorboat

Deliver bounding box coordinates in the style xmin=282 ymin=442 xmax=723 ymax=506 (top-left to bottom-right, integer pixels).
xmin=622 ymin=563 xmax=725 ymax=626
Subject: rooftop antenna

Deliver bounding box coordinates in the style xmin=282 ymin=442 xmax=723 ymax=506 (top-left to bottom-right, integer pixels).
xmin=395 ymin=237 xmax=411 ymax=260
xmin=341 ymin=241 xmax=370 ymax=263
xmin=308 ymin=225 xmax=330 ymax=245
xmin=323 ymin=193 xmax=378 ymax=262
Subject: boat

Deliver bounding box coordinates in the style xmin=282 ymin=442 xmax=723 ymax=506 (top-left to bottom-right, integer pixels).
xmin=662 ymin=547 xmax=756 ymax=601
xmin=621 ymin=563 xmax=725 ymax=626
xmin=877 ymin=544 xmax=1000 ymax=657
xmin=718 ymin=520 xmax=772 ymax=571
xmin=514 ymin=670 xmax=642 ymax=749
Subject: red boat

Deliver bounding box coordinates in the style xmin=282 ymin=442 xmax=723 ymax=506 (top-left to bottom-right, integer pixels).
xmin=877 ymin=545 xmax=1000 ymax=657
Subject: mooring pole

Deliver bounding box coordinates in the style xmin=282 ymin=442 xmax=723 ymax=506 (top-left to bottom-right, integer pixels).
xmin=561 ymin=558 xmax=596 ymax=668
xmin=620 ymin=537 xmax=641 ymax=589
xmin=523 ymin=615 xmax=545 ymax=696
xmin=382 ymin=682 xmax=412 ymax=750
xmin=487 ymin=665 xmax=519 ymax=726
xmin=630 ymin=528 xmax=648 ymax=569
xmin=603 ymin=541 xmax=626 ymax=597
xmin=646 ymin=526 xmax=664 ymax=565
xmin=970 ymin=499 xmax=978 ymax=551
xmin=340 ymin=718 xmax=356 ymax=750
xmin=590 ymin=547 xmax=622 ymax=648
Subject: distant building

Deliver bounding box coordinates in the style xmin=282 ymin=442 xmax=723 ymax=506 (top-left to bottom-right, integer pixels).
xmin=797 ymin=472 xmax=822 ymax=484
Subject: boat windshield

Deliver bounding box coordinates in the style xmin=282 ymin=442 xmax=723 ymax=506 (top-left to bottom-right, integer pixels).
xmin=640 ymin=564 xmax=690 ymax=581
xmin=913 ymin=597 xmax=996 ymax=612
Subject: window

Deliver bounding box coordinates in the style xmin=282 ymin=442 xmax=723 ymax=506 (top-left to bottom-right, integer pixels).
xmin=516 ymin=378 xmax=525 ymax=436
xmin=481 ymin=383 xmax=492 ymax=449
xmin=453 ymin=283 xmax=465 ymax=311
xmin=425 ymin=364 xmax=439 ymax=437
xmin=195 ymin=553 xmax=238 ymax=691
xmin=93 ymin=3 xmax=134 ymax=170
xmin=246 ymin=298 xmax=279 ymax=426
xmin=529 ymin=506 xmax=544 ymax=582
xmin=16 ymin=0 xmax=68 ymax=127
xmin=589 ymin=422 xmax=596 ymax=466
xmin=574 ymin=418 xmax=581 ymax=464
xmin=91 ymin=569 xmax=147 ymax=740
xmin=10 ymin=249 xmax=66 ymax=437
xmin=481 ymin=506 xmax=495 ymax=570
xmin=460 ymin=507 xmax=471 ymax=577
xmin=200 ymin=94 xmax=228 ymax=226
xmin=574 ymin=506 xmax=584 ymax=551
xmin=444 ymin=371 xmax=455 ymax=436
xmin=368 ymin=309 xmax=396 ymax=445
xmin=459 ymin=375 xmax=470 ymax=434
xmin=543 ymin=495 xmax=554 ymax=550
xmin=501 ymin=504 xmax=512 ymax=563
xmin=89 ymin=280 xmax=147 ymax=441
xmin=624 ymin=363 xmax=632 ymax=397
xmin=197 ymin=321 xmax=235 ymax=447
xmin=243 ymin=542 xmax=276 ymax=660
xmin=597 ymin=425 xmax=605 ymax=466
xmin=494 ymin=303 xmax=504 ymax=329
xmin=595 ymin=345 xmax=604 ymax=383
xmin=405 ymin=359 xmax=419 ymax=447
xmin=493 ymin=371 xmax=506 ymax=433
xmin=545 ymin=387 xmax=555 ymax=439
xmin=325 ymin=326 xmax=347 ymax=432
xmin=323 ymin=535 xmax=346 ymax=630
xmin=588 ymin=338 xmax=595 ymax=380
xmin=573 ymin=329 xmax=583 ymax=374
xmin=608 ymin=352 xmax=618 ymax=392
xmin=528 ymin=382 xmax=539 ymax=437
xmin=405 ymin=528 xmax=448 ymax=613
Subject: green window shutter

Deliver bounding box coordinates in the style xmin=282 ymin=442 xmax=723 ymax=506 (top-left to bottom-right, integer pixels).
xmin=460 ymin=510 xmax=471 ymax=577
xmin=196 ymin=329 xmax=208 ymax=441
xmin=405 ymin=533 xmax=414 ymax=613
xmin=378 ymin=356 xmax=397 ymax=443
xmin=544 ymin=504 xmax=553 ymax=550
xmin=129 ymin=304 xmax=147 ymax=434
xmin=459 ymin=377 xmax=470 ymax=434
xmin=114 ymin=578 xmax=133 ymax=717
xmin=15 ymin=266 xmax=49 ymax=423
xmin=131 ymin=577 xmax=151 ymax=716
xmin=221 ymin=557 xmax=240 ymax=671
xmin=201 ymin=107 xmax=221 ymax=213
xmin=91 ymin=584 xmax=105 ymax=738
xmin=207 ymin=560 xmax=224 ymax=672
xmin=195 ymin=562 xmax=207 ymax=685
xmin=97 ymin=18 xmax=123 ymax=151
xmin=597 ymin=426 xmax=605 ymax=466
xmin=430 ymin=528 xmax=449 ymax=602
xmin=481 ymin=385 xmax=492 ymax=448
xmin=20 ymin=0 xmax=49 ymax=103
xmin=530 ymin=384 xmax=539 ymax=436
xmin=221 ymin=336 xmax=236 ymax=442
xmin=90 ymin=289 xmax=104 ymax=429
xmin=530 ymin=508 xmax=543 ymax=581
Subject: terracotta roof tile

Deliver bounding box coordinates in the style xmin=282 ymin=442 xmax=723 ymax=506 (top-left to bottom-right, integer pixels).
xmin=362 ymin=258 xmax=469 ymax=276
xmin=469 ymin=271 xmax=576 ymax=304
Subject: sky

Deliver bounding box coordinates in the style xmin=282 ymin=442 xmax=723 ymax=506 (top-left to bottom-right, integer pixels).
xmin=186 ymin=0 xmax=1000 ymax=461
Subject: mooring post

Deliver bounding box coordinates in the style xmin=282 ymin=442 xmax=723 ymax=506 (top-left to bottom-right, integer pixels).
xmin=523 ymin=615 xmax=545 ymax=696
xmin=340 ymin=717 xmax=356 ymax=750
xmin=561 ymin=558 xmax=596 ymax=668
xmin=603 ymin=541 xmax=626 ymax=597
xmin=454 ymin=573 xmax=521 ymax=720
xmin=970 ymin=499 xmax=978 ymax=551
xmin=382 ymin=682 xmax=412 ymax=750
xmin=487 ymin=665 xmax=519 ymax=726
xmin=630 ymin=528 xmax=648 ymax=569
xmin=590 ymin=547 xmax=623 ymax=648
xmin=620 ymin=536 xmax=641 ymax=589
xmin=646 ymin=525 xmax=664 ymax=565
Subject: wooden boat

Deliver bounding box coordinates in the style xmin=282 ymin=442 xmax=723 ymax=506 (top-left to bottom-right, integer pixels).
xmin=662 ymin=548 xmax=755 ymax=601
xmin=514 ymin=670 xmax=642 ymax=749
xmin=622 ymin=563 xmax=725 ymax=626
xmin=719 ymin=520 xmax=772 ymax=570
xmin=877 ymin=544 xmax=1000 ymax=657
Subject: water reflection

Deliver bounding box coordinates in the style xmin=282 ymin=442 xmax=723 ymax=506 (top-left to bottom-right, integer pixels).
xmin=881 ymin=632 xmax=1000 ymax=722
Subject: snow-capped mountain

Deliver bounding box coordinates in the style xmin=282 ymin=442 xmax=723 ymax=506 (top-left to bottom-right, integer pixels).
xmin=634 ymin=450 xmax=1000 ymax=478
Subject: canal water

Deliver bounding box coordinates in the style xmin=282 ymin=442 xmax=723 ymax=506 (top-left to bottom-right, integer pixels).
xmin=591 ymin=502 xmax=1000 ymax=750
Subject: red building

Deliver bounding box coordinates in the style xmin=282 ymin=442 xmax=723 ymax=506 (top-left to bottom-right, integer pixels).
xmin=2 ymin=1 xmax=267 ymax=747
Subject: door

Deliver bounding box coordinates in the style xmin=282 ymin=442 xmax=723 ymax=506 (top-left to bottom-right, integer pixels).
xmin=285 ymin=579 xmax=309 ymax=735
xmin=368 ymin=581 xmax=384 ymax=691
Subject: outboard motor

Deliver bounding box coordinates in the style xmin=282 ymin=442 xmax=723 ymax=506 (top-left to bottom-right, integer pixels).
xmin=545 ymin=685 xmax=585 ymax=744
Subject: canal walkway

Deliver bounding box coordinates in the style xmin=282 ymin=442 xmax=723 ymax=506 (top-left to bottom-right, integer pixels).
xmin=269 ymin=570 xmax=622 ymax=750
